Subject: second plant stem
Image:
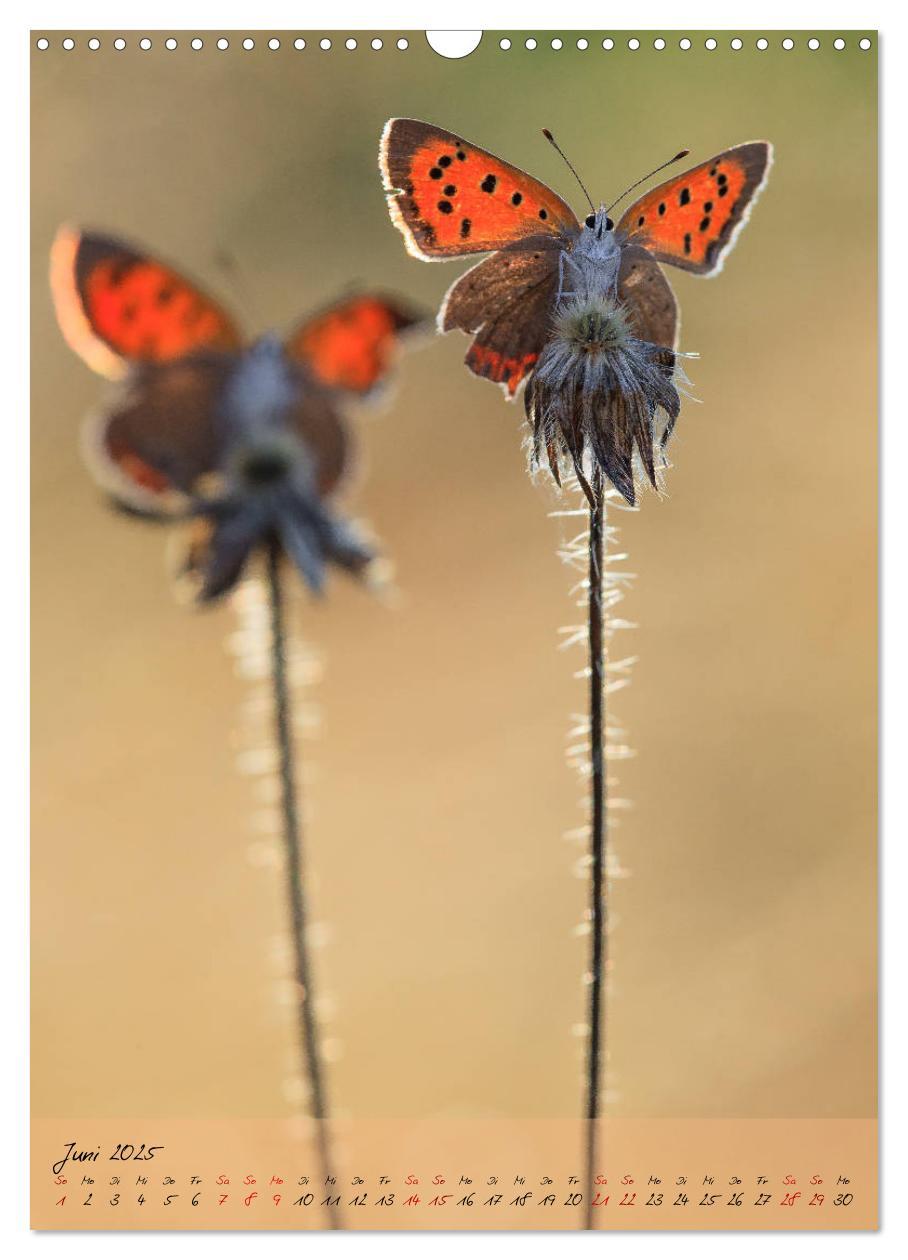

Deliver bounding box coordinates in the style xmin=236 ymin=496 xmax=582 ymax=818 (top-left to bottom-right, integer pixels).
xmin=265 ymin=536 xmax=341 ymax=1231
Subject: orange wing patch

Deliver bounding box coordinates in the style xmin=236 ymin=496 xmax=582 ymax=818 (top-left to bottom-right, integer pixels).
xmin=466 ymin=343 xmax=540 ymax=396
xmin=380 ymin=118 xmax=580 ymax=259
xmin=286 ymin=293 xmax=424 ymax=395
xmin=617 ymin=142 xmax=772 ymax=275
xmin=50 ymin=227 xmax=242 ymax=378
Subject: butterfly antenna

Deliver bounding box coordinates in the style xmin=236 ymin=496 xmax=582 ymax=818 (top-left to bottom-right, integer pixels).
xmin=213 ymin=247 xmax=260 ymax=325
xmin=542 ymin=128 xmax=595 ymax=214
xmin=605 ymin=149 xmax=691 ymax=215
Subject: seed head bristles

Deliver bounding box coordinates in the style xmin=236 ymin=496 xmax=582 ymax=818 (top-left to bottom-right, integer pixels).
xmin=558 ymin=625 xmax=588 ymax=652
xmin=572 ymin=852 xmax=629 ymax=881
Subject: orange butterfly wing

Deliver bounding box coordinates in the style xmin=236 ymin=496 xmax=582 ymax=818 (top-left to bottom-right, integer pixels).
xmin=380 ymin=118 xmax=579 ymax=259
xmin=285 ymin=292 xmax=424 ymax=395
xmin=50 ymin=226 xmax=242 ymax=378
xmin=617 ymin=142 xmax=772 ymax=275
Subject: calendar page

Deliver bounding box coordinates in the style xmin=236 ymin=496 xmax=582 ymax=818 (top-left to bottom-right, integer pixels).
xmin=30 ymin=27 xmax=878 ymax=1233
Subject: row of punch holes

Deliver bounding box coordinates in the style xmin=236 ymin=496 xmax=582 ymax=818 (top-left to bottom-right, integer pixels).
xmin=34 ymin=34 xmax=874 ymax=53
xmin=34 ymin=36 xmax=411 ymax=52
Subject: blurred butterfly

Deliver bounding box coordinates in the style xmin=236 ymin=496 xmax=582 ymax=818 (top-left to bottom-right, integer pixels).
xmin=380 ymin=120 xmax=771 ymax=501
xmin=50 ymin=227 xmax=424 ymax=598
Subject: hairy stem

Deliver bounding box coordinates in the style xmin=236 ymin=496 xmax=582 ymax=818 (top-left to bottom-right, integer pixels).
xmin=582 ymin=473 xmax=606 ymax=1230
xmin=265 ymin=536 xmax=341 ymax=1230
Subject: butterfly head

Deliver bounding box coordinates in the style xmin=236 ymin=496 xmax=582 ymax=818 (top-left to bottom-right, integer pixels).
xmin=584 ymin=208 xmax=615 ymax=237
xmin=577 ymin=207 xmax=620 ymax=264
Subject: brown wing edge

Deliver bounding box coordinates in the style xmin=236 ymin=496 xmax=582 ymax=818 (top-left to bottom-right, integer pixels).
xmin=699 ymin=141 xmax=773 ymax=278
xmin=380 ymin=118 xmax=447 ymax=262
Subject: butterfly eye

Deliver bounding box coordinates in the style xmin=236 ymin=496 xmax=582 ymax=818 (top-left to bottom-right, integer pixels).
xmin=605 ymin=217 xmax=615 ymax=232
xmin=585 ymin=213 xmax=596 ymax=229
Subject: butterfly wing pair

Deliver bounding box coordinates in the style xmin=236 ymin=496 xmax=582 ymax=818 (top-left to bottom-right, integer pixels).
xmin=380 ymin=119 xmax=772 ymax=397
xmin=50 ymin=227 xmax=422 ymax=515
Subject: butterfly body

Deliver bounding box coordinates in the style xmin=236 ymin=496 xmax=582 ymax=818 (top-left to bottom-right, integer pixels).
xmin=381 ymin=120 xmax=771 ymax=500
xmin=221 ymin=337 xmax=312 ymax=451
xmin=557 ymin=210 xmax=622 ymax=306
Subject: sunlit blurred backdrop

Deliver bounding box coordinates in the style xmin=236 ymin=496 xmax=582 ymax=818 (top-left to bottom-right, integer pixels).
xmin=32 ymin=32 xmax=876 ymax=1132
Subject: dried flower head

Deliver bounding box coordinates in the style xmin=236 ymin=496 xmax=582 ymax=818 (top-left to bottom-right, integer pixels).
xmin=177 ymin=342 xmax=377 ymax=601
xmin=526 ymin=293 xmax=681 ymax=505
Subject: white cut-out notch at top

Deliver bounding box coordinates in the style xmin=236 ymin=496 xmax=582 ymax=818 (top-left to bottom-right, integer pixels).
xmin=426 ymin=31 xmax=482 ymax=59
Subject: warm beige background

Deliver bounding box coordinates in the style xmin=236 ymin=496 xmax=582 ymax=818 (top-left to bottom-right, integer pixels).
xmin=32 ymin=33 xmax=877 ymax=1126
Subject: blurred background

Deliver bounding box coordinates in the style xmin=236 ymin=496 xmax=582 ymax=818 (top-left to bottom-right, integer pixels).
xmin=32 ymin=32 xmax=876 ymax=1130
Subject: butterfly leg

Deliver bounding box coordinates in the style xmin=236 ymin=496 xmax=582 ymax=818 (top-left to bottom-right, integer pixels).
xmin=556 ymin=251 xmax=583 ymax=306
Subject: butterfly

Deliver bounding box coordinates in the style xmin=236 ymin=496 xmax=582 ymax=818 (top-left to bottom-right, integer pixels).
xmin=50 ymin=227 xmax=424 ymax=597
xmin=380 ymin=120 xmax=772 ymax=501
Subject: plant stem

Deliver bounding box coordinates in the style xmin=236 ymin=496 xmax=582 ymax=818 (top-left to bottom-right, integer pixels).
xmin=265 ymin=535 xmax=341 ymax=1231
xmin=583 ymin=473 xmax=606 ymax=1230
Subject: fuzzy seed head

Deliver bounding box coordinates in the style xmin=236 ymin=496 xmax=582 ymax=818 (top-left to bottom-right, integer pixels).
xmin=526 ymin=294 xmax=684 ymax=505
xmin=231 ymin=432 xmax=306 ymax=493
xmin=553 ymin=298 xmax=634 ymax=357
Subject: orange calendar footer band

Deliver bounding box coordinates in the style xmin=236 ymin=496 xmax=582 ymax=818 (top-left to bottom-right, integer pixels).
xmin=32 ymin=1117 xmax=877 ymax=1231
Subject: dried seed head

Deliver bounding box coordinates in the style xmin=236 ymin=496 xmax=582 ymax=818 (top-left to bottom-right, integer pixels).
xmin=526 ymin=294 xmax=682 ymax=505
xmin=230 ymin=432 xmax=306 ymax=492
xmin=552 ymin=298 xmax=634 ymax=356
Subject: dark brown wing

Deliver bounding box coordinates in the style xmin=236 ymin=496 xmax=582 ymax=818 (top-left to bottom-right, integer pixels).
xmin=439 ymin=248 xmax=559 ymax=397
xmin=284 ymin=390 xmax=350 ymax=497
xmin=83 ymin=354 xmax=234 ymax=515
xmin=617 ymin=245 xmax=678 ymax=349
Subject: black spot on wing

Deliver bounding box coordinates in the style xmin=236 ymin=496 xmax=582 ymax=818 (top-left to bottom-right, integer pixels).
xmin=107 ymin=258 xmax=138 ymax=287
